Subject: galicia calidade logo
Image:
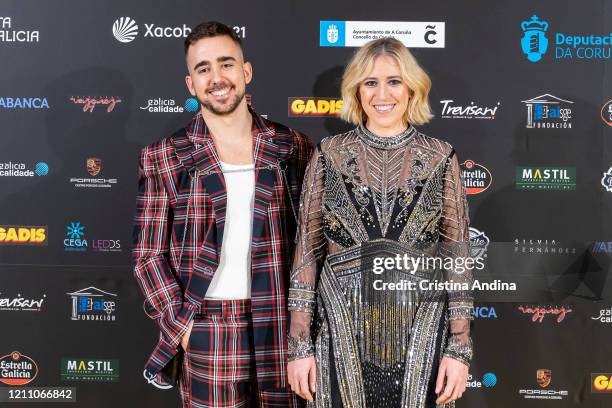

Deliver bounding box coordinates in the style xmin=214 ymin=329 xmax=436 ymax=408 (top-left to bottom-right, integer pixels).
xmin=521 ymin=15 xmax=549 ymax=62
xmin=602 ymin=167 xmax=612 ymax=192
xmin=184 ymin=97 xmax=199 ymax=113
xmin=483 ymin=373 xmax=498 ymax=388
xmin=113 ymin=17 xmax=138 ymax=43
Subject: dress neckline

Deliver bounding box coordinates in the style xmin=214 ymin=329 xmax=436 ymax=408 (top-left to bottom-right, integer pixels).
xmin=356 ymin=122 xmax=416 ymax=150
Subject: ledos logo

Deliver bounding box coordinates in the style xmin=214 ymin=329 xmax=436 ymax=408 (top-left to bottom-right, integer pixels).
xmin=288 ymin=98 xmax=343 ymax=117
xmin=0 ymin=226 xmax=47 ymax=245
xmin=521 ymin=15 xmax=549 ymax=62
xmin=0 ymin=351 xmax=38 ymax=385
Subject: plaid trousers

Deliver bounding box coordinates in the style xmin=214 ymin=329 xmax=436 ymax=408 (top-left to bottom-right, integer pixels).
xmin=179 ymin=300 xmax=302 ymax=408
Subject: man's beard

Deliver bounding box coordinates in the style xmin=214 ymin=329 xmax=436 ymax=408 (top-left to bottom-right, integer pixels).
xmin=198 ymin=87 xmax=245 ymax=116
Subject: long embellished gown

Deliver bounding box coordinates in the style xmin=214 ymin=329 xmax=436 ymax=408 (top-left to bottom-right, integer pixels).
xmin=287 ymin=124 xmax=474 ymax=408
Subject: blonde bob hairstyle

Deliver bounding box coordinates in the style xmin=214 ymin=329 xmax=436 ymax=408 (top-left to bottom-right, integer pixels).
xmin=340 ymin=37 xmax=433 ymax=126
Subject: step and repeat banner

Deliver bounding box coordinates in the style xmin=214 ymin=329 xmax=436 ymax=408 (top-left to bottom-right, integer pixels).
xmin=1 ymin=0 xmax=611 ymax=407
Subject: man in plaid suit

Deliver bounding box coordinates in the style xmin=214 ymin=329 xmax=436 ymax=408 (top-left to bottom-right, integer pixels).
xmin=132 ymin=21 xmax=312 ymax=407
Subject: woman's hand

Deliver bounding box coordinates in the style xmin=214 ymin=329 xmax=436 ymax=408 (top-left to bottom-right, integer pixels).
xmin=435 ymin=356 xmax=468 ymax=404
xmin=288 ymin=356 xmax=316 ymax=401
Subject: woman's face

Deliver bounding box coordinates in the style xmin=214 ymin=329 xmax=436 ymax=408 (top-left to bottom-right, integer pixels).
xmin=358 ymin=54 xmax=411 ymax=134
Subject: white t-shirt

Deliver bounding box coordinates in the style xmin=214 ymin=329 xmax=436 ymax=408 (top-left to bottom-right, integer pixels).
xmin=205 ymin=161 xmax=255 ymax=299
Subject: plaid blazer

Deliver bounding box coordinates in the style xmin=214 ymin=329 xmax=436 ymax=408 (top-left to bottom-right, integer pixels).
xmin=132 ymin=106 xmax=313 ymax=389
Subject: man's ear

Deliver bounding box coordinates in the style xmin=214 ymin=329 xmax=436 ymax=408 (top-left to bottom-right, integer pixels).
xmin=243 ymin=61 xmax=253 ymax=85
xmin=185 ymin=75 xmax=196 ymax=96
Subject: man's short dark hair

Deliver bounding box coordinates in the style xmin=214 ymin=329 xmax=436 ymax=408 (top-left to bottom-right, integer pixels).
xmin=184 ymin=21 xmax=242 ymax=55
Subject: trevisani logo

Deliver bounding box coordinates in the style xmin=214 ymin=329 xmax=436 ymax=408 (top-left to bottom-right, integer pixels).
xmin=0 ymin=17 xmax=40 ymax=42
xmin=0 ymin=97 xmax=49 ymax=109
xmin=0 ymin=291 xmax=46 ymax=312
xmin=439 ymin=100 xmax=500 ymax=120
xmin=0 ymin=351 xmax=38 ymax=386
xmin=522 ymin=94 xmax=573 ymax=129
xmin=515 ymin=167 xmax=576 ymax=191
xmin=0 ymin=226 xmax=47 ymax=245
xmin=320 ymin=21 xmax=444 ymax=48
xmin=288 ymin=98 xmax=343 ymax=117
xmin=112 ymin=17 xmax=246 ymax=43
xmin=66 ymin=287 xmax=117 ymax=322
xmin=61 ymin=359 xmax=119 ymax=382
xmin=521 ymin=15 xmax=611 ymax=62
xmin=0 ymin=161 xmax=48 ymax=177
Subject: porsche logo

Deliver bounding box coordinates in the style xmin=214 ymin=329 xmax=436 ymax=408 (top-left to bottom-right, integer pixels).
xmin=87 ymin=158 xmax=102 ymax=176
xmin=537 ymin=369 xmax=552 ymax=388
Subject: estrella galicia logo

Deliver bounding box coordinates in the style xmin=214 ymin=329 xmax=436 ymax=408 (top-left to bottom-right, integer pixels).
xmin=521 ymin=15 xmax=549 ymax=62
xmin=320 ymin=21 xmax=345 ymax=47
xmin=64 ymin=221 xmax=87 ymax=252
xmin=66 ymin=287 xmax=117 ymax=321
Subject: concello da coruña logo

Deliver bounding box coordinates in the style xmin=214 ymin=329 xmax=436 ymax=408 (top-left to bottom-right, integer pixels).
xmin=0 ymin=351 xmax=38 ymax=385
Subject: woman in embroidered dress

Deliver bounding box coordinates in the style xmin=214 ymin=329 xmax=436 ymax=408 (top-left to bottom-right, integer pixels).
xmin=287 ymin=37 xmax=473 ymax=408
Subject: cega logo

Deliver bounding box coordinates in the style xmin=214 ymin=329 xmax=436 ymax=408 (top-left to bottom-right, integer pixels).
xmin=518 ymin=305 xmax=572 ymax=323
xmin=592 ymin=374 xmax=612 ymax=393
xmin=64 ymin=222 xmax=87 ymax=252
xmin=288 ymin=98 xmax=343 ymax=117
xmin=469 ymin=227 xmax=489 ymax=258
xmin=0 ymin=226 xmax=47 ymax=245
xmin=112 ymin=17 xmax=138 ymax=43
xmin=601 ymin=167 xmax=612 ymax=192
xmin=602 ymin=100 xmax=612 ymax=127
xmin=0 ymin=351 xmax=38 ymax=385
xmin=461 ymin=160 xmax=492 ymax=195
xmin=473 ymin=306 xmax=497 ymax=319
xmin=0 ymin=97 xmax=49 ymax=109
xmin=521 ymin=15 xmax=549 ymax=62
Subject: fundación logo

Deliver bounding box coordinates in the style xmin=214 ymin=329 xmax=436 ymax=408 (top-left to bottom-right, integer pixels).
xmin=515 ymin=167 xmax=576 ymax=191
xmin=61 ymin=358 xmax=119 ymax=382
xmin=69 ymin=158 xmax=118 ymax=189
xmin=320 ymin=21 xmax=444 ymax=48
xmin=460 ymin=160 xmax=492 ymax=195
xmin=439 ymin=99 xmax=501 ymax=120
xmin=288 ymin=97 xmax=343 ymax=117
xmin=0 ymin=17 xmax=40 ymax=43
xmin=522 ymin=94 xmax=573 ymax=129
xmin=0 ymin=291 xmax=46 ymax=312
xmin=0 ymin=225 xmax=47 ymax=246
xmin=112 ymin=17 xmax=246 ymax=43
xmin=0 ymin=351 xmax=38 ymax=386
xmin=521 ymin=15 xmax=611 ymax=61
xmin=0 ymin=161 xmax=48 ymax=177
xmin=66 ymin=286 xmax=117 ymax=322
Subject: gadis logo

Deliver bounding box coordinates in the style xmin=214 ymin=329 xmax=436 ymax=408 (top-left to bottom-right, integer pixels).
xmin=113 ymin=17 xmax=138 ymax=43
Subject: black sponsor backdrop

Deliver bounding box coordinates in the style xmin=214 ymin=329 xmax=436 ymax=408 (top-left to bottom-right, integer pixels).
xmin=1 ymin=0 xmax=611 ymax=407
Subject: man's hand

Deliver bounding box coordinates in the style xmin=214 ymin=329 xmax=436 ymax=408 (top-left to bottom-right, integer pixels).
xmin=288 ymin=356 xmax=316 ymax=401
xmin=435 ymin=356 xmax=468 ymax=404
xmin=181 ymin=320 xmax=194 ymax=351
